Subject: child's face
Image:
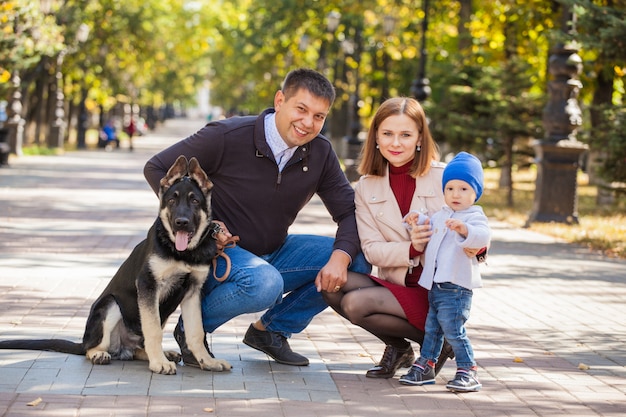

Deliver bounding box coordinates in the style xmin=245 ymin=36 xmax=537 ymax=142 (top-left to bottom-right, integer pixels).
xmin=444 ymin=179 xmax=476 ymax=211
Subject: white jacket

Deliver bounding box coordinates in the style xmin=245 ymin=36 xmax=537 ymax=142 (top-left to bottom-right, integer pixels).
xmin=419 ymin=205 xmax=491 ymax=290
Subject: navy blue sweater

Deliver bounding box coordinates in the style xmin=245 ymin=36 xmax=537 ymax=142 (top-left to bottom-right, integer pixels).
xmin=144 ymin=108 xmax=361 ymax=260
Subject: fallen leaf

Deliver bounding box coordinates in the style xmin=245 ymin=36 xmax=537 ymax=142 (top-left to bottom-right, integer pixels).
xmin=27 ymin=398 xmax=43 ymax=407
xmin=358 ymin=353 xmax=372 ymax=358
xmin=578 ymin=363 xmax=590 ymax=370
xmin=203 ymin=407 xmax=214 ymax=413
xmin=513 ymin=357 xmax=524 ymax=363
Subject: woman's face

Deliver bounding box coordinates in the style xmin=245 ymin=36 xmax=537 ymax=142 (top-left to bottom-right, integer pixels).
xmin=376 ymin=114 xmax=421 ymax=167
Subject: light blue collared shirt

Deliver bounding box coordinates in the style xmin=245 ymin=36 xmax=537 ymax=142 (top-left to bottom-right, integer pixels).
xmin=265 ymin=113 xmax=297 ymax=172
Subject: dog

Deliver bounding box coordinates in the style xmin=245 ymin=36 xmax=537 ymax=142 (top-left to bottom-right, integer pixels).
xmin=0 ymin=155 xmax=231 ymax=375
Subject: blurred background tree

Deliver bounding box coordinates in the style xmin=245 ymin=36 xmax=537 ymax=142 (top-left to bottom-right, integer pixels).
xmin=0 ymin=0 xmax=624 ymax=199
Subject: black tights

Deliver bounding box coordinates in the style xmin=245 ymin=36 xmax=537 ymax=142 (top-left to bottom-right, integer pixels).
xmin=323 ymin=272 xmax=425 ymax=350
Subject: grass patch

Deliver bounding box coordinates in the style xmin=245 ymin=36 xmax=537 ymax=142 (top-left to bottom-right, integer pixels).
xmin=20 ymin=145 xmax=63 ymax=156
xmin=481 ymin=168 xmax=626 ymax=259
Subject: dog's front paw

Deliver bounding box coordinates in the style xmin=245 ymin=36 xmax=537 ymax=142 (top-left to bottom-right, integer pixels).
xmin=164 ymin=350 xmax=182 ymax=363
xmin=87 ymin=350 xmax=111 ymax=365
xmin=149 ymin=360 xmax=177 ymax=375
xmin=199 ymin=357 xmax=232 ymax=372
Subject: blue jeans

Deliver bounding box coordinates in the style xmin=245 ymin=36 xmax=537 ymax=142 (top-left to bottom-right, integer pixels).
xmin=193 ymin=234 xmax=371 ymax=338
xmin=419 ymin=282 xmax=476 ymax=369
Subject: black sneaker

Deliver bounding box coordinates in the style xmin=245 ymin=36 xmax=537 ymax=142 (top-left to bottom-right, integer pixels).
xmin=446 ymin=369 xmax=482 ymax=392
xmin=242 ymin=324 xmax=309 ymax=366
xmin=399 ymin=363 xmax=436 ymax=386
xmin=173 ymin=321 xmax=214 ymax=368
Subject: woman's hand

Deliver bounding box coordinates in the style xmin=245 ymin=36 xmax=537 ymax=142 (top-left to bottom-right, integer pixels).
xmin=409 ymin=219 xmax=433 ymax=253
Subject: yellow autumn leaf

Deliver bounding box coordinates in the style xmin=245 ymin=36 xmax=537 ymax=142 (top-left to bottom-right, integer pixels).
xmin=513 ymin=357 xmax=524 ymax=363
xmin=0 ymin=70 xmax=11 ymax=84
xmin=27 ymin=398 xmax=43 ymax=407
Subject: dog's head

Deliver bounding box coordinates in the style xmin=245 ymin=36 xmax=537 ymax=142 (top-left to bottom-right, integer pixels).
xmin=158 ymin=155 xmax=213 ymax=252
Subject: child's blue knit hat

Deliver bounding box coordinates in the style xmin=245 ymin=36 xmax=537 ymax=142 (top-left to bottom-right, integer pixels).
xmin=442 ymin=152 xmax=484 ymax=202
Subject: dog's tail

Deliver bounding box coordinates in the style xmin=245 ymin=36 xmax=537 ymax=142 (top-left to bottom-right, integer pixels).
xmin=0 ymin=339 xmax=85 ymax=355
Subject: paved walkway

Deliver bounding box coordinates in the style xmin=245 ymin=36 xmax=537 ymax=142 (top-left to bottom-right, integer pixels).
xmin=0 ymin=118 xmax=624 ymax=417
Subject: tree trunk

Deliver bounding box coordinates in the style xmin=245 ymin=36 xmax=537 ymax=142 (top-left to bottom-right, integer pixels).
xmin=457 ymin=0 xmax=473 ymax=53
xmin=499 ymin=135 xmax=514 ymax=207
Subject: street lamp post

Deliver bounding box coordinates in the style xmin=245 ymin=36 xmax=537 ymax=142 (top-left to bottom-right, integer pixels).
xmin=48 ymin=22 xmax=89 ymax=150
xmin=48 ymin=51 xmax=67 ymax=149
xmin=342 ymin=27 xmax=363 ymax=182
xmin=71 ymin=23 xmax=90 ymax=149
xmin=411 ymin=0 xmax=431 ymax=101
xmin=318 ymin=11 xmax=341 ymax=72
xmin=526 ymin=6 xmax=587 ymax=225
xmin=6 ymin=11 xmax=25 ymax=157
xmin=381 ymin=15 xmax=396 ymax=103
xmin=6 ymin=71 xmax=25 ymax=157
xmin=76 ymin=90 xmax=89 ymax=149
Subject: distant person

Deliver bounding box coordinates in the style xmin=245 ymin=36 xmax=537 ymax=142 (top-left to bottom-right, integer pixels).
xmin=144 ymin=68 xmax=371 ymax=367
xmin=100 ymin=119 xmax=119 ymax=150
xmin=125 ymin=118 xmax=136 ymax=151
xmin=399 ymin=151 xmax=491 ymax=392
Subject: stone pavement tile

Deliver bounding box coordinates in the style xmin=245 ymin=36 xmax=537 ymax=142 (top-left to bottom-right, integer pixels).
xmin=2 ymin=119 xmax=626 ymax=416
xmin=214 ymin=399 xmax=286 ymax=417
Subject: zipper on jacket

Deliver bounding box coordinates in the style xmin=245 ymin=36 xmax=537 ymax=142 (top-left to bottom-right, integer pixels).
xmin=408 ymin=259 xmax=416 ymax=274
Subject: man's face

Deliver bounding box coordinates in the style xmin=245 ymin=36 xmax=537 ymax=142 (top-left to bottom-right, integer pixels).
xmin=273 ymin=88 xmax=330 ymax=148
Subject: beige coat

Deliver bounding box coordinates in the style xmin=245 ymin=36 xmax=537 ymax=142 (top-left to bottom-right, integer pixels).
xmin=354 ymin=162 xmax=445 ymax=286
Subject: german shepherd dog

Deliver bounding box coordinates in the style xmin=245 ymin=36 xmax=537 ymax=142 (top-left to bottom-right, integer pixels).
xmin=0 ymin=155 xmax=231 ymax=375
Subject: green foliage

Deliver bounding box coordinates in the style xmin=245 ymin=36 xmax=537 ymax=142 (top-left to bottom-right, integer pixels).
xmin=0 ymin=0 xmax=63 ymax=96
xmin=427 ymin=57 xmax=543 ymax=161
xmin=1 ymin=0 xmax=624 ymax=186
xmin=589 ymin=104 xmax=626 ymax=183
xmin=557 ymin=0 xmax=626 ymax=184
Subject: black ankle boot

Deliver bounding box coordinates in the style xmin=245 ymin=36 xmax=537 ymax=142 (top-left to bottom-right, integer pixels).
xmin=173 ymin=321 xmax=214 ymax=367
xmin=434 ymin=340 xmax=455 ymax=376
xmin=366 ymin=344 xmax=415 ymax=379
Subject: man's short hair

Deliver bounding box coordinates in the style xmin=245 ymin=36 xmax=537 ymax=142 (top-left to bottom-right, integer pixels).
xmin=281 ymin=68 xmax=336 ymax=105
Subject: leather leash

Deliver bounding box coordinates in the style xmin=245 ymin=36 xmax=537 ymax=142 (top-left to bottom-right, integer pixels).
xmin=212 ymin=235 xmax=240 ymax=282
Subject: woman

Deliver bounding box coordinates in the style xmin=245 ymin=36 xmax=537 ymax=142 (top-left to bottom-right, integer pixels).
xmin=324 ymin=97 xmax=461 ymax=379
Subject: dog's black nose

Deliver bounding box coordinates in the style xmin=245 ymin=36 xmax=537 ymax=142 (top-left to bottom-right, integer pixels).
xmin=175 ymin=217 xmax=190 ymax=228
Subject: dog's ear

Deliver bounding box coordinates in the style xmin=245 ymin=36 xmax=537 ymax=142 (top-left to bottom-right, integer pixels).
xmin=188 ymin=157 xmax=213 ymax=195
xmin=160 ymin=155 xmax=189 ymax=192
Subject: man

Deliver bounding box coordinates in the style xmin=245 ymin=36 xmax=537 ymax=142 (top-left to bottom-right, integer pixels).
xmin=144 ymin=68 xmax=371 ymax=366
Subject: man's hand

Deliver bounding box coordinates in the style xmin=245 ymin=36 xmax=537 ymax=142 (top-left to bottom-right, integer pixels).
xmin=212 ymin=220 xmax=236 ymax=251
xmin=315 ymin=250 xmax=351 ymax=293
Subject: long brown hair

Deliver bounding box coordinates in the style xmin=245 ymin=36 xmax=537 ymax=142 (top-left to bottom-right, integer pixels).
xmin=358 ymin=97 xmax=439 ymax=177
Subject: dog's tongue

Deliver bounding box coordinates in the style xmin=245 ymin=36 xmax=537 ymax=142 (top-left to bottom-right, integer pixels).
xmin=175 ymin=231 xmax=189 ymax=251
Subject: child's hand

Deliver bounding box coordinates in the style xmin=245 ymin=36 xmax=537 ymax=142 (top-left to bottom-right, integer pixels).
xmin=445 ymin=218 xmax=468 ymax=237
xmin=404 ymin=212 xmax=419 ymax=227
xmin=403 ymin=210 xmax=429 ymax=230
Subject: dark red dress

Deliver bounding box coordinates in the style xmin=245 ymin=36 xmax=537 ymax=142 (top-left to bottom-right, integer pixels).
xmin=368 ymin=161 xmax=430 ymax=330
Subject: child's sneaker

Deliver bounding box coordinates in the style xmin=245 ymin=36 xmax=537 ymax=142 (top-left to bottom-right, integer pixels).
xmin=399 ymin=363 xmax=435 ymax=386
xmin=445 ymin=368 xmax=482 ymax=392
